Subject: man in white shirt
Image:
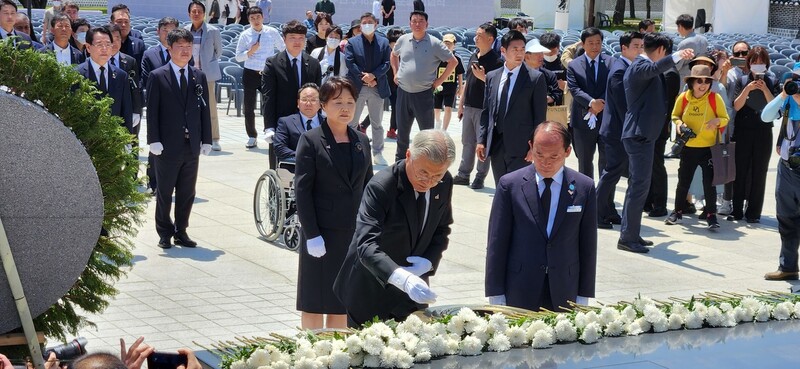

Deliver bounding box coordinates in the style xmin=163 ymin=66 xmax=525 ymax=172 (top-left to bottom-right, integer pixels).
xmin=236 ymin=6 xmax=286 ymax=148
xmin=44 ymin=14 xmax=83 ymax=65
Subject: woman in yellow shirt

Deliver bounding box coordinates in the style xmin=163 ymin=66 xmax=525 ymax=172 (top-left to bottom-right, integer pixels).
xmin=665 ymin=64 xmax=730 ymax=229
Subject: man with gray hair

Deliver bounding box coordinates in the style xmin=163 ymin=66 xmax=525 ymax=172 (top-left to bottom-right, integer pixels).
xmin=334 ymin=129 xmax=455 ymax=326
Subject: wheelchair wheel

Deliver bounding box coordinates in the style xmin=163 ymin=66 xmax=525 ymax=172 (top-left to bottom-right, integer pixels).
xmin=283 ymin=221 xmax=301 ymax=251
xmin=253 ymin=170 xmax=284 ymax=241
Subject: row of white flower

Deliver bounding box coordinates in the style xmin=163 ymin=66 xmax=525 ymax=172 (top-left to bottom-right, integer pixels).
xmin=222 ymin=294 xmax=800 ymax=369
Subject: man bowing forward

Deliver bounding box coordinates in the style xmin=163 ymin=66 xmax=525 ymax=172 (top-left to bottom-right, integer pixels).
xmin=147 ymin=28 xmax=212 ymax=249
xmin=485 ymin=121 xmax=597 ymax=311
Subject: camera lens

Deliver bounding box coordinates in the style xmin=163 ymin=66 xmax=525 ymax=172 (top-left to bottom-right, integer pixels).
xmin=44 ymin=337 xmax=88 ymax=361
xmin=785 ymin=81 xmax=799 ymax=96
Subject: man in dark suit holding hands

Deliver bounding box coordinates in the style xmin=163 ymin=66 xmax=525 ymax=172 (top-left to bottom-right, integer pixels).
xmin=334 ymin=130 xmax=455 ymax=327
xmin=618 ymin=33 xmax=693 ymax=253
xmin=262 ymin=20 xmax=322 ymax=169
xmin=485 ymin=121 xmax=597 ymax=311
xmin=147 ymin=28 xmax=212 ymax=249
xmin=476 ymin=30 xmax=547 ymax=184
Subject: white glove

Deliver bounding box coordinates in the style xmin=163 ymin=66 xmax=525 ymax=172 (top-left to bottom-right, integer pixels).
xmin=306 ymin=235 xmax=326 ymax=258
xmin=124 ymin=144 xmax=132 ymax=153
xmin=584 ymin=112 xmax=597 ymax=130
xmin=201 ymin=144 xmax=212 ymax=155
xmin=264 ymin=128 xmax=275 ymax=143
xmin=132 ymin=113 xmax=141 ymax=127
xmin=388 ymin=268 xmax=437 ymax=304
xmin=404 ymin=256 xmax=432 ymax=277
xmin=488 ymin=295 xmax=506 ymax=305
xmin=149 ymin=142 xmax=164 ymax=155
xmin=576 ymin=296 xmax=589 ymax=305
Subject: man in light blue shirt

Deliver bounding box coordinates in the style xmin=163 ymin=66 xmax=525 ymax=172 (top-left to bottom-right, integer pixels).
xmin=236 ymin=6 xmax=285 ymax=148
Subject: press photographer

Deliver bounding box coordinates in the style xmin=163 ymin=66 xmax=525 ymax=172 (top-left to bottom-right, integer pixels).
xmin=0 ymin=338 xmax=86 ymax=369
xmin=760 ymin=67 xmax=800 ymax=281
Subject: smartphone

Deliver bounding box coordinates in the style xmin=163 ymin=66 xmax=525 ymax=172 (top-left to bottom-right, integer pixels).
xmin=754 ymin=73 xmax=764 ymax=81
xmin=731 ymin=58 xmax=745 ymax=67
xmin=470 ymin=61 xmax=480 ymax=69
xmin=147 ymin=353 xmax=187 ymax=369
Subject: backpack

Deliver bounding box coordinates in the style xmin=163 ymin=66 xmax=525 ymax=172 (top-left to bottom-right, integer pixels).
xmin=679 ymin=90 xmax=717 ymax=118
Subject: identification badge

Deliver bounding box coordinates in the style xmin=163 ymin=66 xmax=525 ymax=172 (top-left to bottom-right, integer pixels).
xmin=567 ymin=205 xmax=582 ymax=213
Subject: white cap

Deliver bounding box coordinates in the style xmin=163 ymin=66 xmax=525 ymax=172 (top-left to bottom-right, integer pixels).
xmin=525 ymin=38 xmax=549 ymax=54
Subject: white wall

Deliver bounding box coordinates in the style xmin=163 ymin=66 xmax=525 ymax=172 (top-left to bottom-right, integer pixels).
xmin=662 ymin=0 xmax=714 ymax=33
xmin=711 ymin=0 xmax=768 ymax=34
xmin=521 ymin=0 xmax=587 ymax=30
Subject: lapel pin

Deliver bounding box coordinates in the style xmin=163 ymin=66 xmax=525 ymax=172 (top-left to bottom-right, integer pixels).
xmin=434 ymin=194 xmax=439 ymax=200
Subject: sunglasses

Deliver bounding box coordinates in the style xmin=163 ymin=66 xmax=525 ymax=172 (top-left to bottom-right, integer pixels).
xmin=695 ymin=79 xmax=713 ymax=85
xmin=732 ymin=51 xmax=748 ymax=57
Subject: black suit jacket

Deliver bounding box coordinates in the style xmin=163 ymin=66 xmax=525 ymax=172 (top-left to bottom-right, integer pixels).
xmin=274 ymin=113 xmax=320 ymax=161
xmin=146 ymin=64 xmax=212 ymax=158
xmin=141 ymin=45 xmax=169 ymax=88
xmin=479 ymin=65 xmax=548 ymax=158
xmin=261 ymin=51 xmax=322 ymax=131
xmin=333 ymin=160 xmax=453 ymax=325
xmin=42 ymin=42 xmax=85 ymax=64
xmin=115 ymin=52 xmax=144 ymax=115
xmin=622 ymin=55 xmax=676 ymax=141
xmin=295 ymin=121 xmax=373 ymax=238
xmin=599 ymin=57 xmax=629 ymax=140
xmin=1 ymin=29 xmax=35 ymax=50
xmin=567 ymin=54 xmax=611 ymax=130
xmin=121 ymin=35 xmax=146 ymax=78
xmin=76 ymin=60 xmax=133 ymax=133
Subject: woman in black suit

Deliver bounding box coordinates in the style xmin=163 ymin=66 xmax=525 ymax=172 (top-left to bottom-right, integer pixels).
xmin=294 ymin=77 xmax=373 ymax=329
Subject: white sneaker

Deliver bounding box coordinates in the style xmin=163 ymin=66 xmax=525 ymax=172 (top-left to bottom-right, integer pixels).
xmin=718 ymin=200 xmax=733 ymax=215
xmin=211 ymin=140 xmax=221 ymax=151
xmin=246 ymin=137 xmax=257 ymax=148
xmin=373 ymin=152 xmax=388 ymax=166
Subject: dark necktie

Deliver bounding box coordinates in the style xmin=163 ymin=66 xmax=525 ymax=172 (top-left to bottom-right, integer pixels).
xmin=305 ymin=119 xmax=313 ymax=131
xmin=416 ymin=191 xmax=427 ymax=234
xmin=541 ymin=178 xmax=554 ymax=230
xmin=98 ymin=66 xmax=107 ymax=92
xmin=588 ymin=59 xmax=596 ymax=85
xmin=180 ymin=68 xmax=188 ymax=97
xmin=110 ymin=57 xmax=116 ymax=67
xmin=291 ymin=57 xmax=300 ymax=88
xmin=496 ymin=71 xmax=513 ymax=132
xmin=163 ymin=49 xmax=170 ymax=64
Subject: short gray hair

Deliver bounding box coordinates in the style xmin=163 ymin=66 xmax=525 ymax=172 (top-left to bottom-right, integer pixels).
xmin=409 ymin=129 xmax=456 ymax=165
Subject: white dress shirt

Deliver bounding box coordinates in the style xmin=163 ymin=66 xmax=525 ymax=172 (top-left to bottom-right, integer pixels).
xmin=89 ymin=58 xmax=110 ymax=88
xmin=299 ymin=112 xmax=320 ymax=131
xmin=497 ymin=63 xmax=522 ymax=113
xmin=235 ymin=25 xmax=285 ymax=71
xmin=53 ymin=43 xmax=71 ymax=65
xmin=535 ymin=166 xmax=564 ymax=237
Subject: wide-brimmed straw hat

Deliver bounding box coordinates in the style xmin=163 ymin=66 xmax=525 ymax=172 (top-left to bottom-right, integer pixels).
xmin=684 ymin=65 xmax=713 ymax=83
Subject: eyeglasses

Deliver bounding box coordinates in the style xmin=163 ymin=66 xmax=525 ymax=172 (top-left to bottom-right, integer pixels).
xmin=299 ymin=98 xmax=319 ymax=104
xmin=732 ymin=51 xmax=748 ymax=57
xmin=91 ymin=42 xmax=113 ymax=49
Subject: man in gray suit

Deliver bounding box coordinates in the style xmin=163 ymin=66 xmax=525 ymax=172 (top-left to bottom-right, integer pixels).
xmin=618 ymin=33 xmax=693 ymax=253
xmin=186 ymin=0 xmax=223 ymax=151
xmin=675 ymin=14 xmax=708 ymax=81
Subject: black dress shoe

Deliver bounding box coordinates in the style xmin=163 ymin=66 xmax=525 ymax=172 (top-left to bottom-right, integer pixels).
xmin=452 ymin=175 xmax=470 ymax=186
xmin=174 ymin=231 xmax=197 ymax=247
xmin=598 ymin=219 xmax=613 ymax=229
xmin=746 ymin=218 xmax=760 ymax=223
xmin=607 ymin=214 xmax=622 ymax=225
xmin=643 ymin=204 xmax=654 ymax=213
xmin=648 ymin=208 xmax=668 ymax=217
xmin=158 ymin=236 xmax=172 ymax=249
xmin=470 ymin=178 xmax=485 ymax=189
xmin=638 ymin=237 xmax=654 ymax=246
xmin=617 ymin=240 xmax=649 ymax=253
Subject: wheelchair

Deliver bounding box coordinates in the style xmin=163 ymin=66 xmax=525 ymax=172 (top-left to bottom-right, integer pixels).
xmin=253 ymin=161 xmax=302 ymax=251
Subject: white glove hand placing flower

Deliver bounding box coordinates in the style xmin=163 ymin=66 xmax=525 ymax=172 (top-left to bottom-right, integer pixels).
xmin=389 ymin=268 xmax=437 ymax=304
xmin=149 ymin=142 xmax=164 ymax=155
xmin=306 ymin=235 xmax=326 ymax=257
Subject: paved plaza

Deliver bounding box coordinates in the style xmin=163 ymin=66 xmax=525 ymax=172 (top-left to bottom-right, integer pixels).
xmin=70 ymin=105 xmax=798 ymax=354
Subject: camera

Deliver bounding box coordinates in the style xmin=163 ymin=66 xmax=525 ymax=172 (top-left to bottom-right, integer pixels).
xmin=784 ymin=77 xmax=800 ymax=96
xmin=789 ymin=147 xmax=800 ymax=169
xmin=43 ymin=337 xmax=88 ymax=361
xmin=669 ymin=125 xmax=697 ymax=156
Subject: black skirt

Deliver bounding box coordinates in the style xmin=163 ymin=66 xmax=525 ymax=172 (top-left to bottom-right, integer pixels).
xmin=296 ymin=227 xmax=354 ymax=313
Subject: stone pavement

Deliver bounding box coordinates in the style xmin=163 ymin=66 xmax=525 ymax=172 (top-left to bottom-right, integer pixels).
xmin=70 ymin=105 xmax=798 ymax=354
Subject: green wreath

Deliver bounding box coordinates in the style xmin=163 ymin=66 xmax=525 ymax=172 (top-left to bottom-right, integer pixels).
xmin=0 ymin=39 xmax=145 ymax=340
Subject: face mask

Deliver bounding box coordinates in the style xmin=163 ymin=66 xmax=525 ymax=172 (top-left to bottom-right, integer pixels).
xmin=326 ymin=38 xmax=340 ymax=49
xmin=750 ymin=64 xmax=767 ymax=74
xmin=76 ymin=32 xmax=86 ymax=43
xmin=361 ymin=24 xmax=375 ymax=35
xmin=544 ymin=54 xmax=558 ymax=62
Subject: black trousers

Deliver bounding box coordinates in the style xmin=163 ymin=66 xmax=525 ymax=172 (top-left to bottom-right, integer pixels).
xmin=489 ymin=133 xmax=528 ymax=185
xmin=732 ymin=128 xmax=773 ymax=219
xmin=777 ymin=162 xmax=800 ymax=272
xmin=621 ymin=136 xmax=655 ymax=243
xmin=596 ymin=136 xmax=626 ymax=219
xmin=572 ymin=127 xmax=606 ymax=180
xmin=646 ymin=137 xmax=669 ymax=211
xmin=395 ymin=87 xmax=434 ymax=161
xmin=674 ymin=146 xmax=716 ymax=213
xmin=154 ymin=141 xmax=199 ymax=238
xmin=243 ymin=68 xmax=261 ymax=139
xmin=382 ymin=16 xmax=394 ymax=26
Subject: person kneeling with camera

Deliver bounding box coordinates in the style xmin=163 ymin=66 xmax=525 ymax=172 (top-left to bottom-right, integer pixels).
xmin=665 ymin=65 xmax=729 ymax=229
xmin=760 ymin=68 xmax=800 ymax=281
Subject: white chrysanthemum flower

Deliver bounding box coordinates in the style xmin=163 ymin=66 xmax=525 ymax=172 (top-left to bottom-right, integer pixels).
xmin=506 ymin=326 xmax=527 ymax=347
xmin=624 ymin=320 xmax=643 ymax=336
xmin=720 ymin=302 xmax=734 ymax=313
xmin=531 ymin=328 xmax=555 ymax=348
xmin=446 ymin=316 xmax=466 ymax=336
xmin=652 ymin=316 xmax=669 ymax=332
xmin=705 ymin=306 xmax=726 ymax=327
xmin=312 ymin=340 xmax=333 ymax=357
xmin=398 ymin=332 xmax=419 ymax=353
xmin=584 ymin=311 xmax=601 ymax=326
xmin=445 ymin=335 xmax=460 ymax=355
xmin=643 ymin=305 xmax=664 ymax=324
xmin=464 ymin=316 xmax=485 ymax=334
xmin=621 ymin=305 xmax=638 ymax=323
xmin=247 ymin=349 xmax=271 ymax=368
xmin=362 ymin=335 xmax=385 ymax=356
xmin=457 ymin=308 xmax=480 ymax=323
xmin=579 ymin=322 xmax=602 ymax=344
xmin=634 ymin=317 xmax=651 ymax=333
xmin=633 ymin=296 xmax=656 ymax=311
xmin=755 ymin=304 xmax=771 ymax=322
xmin=387 ymin=337 xmax=405 ymax=351
xmin=667 ymin=312 xmax=684 ymax=330
xmin=599 ymin=306 xmax=621 ymax=325
xmin=773 ymin=301 xmax=794 ymax=320
xmin=230 ymin=359 xmax=247 ymax=369
xmin=671 ymin=302 xmax=690 ymax=317
xmin=295 ymin=344 xmax=316 ymax=360
xmin=397 ymin=314 xmax=425 ymax=335
xmin=604 ymin=319 xmax=624 ymax=337
xmin=741 ymin=297 xmax=760 ymax=311
xmin=459 ymin=336 xmax=483 ymax=356
xmin=692 ymin=303 xmax=708 ymax=316
xmin=574 ymin=312 xmax=588 ymax=329
xmin=327 ymin=351 xmax=350 ymax=369
xmin=733 ymin=306 xmax=752 ymax=323
xmin=414 ymin=349 xmax=432 ymax=363
xmin=379 ymin=347 xmax=398 ymax=368
xmin=293 ymin=357 xmax=322 ymax=369
xmin=554 ymin=319 xmax=577 ymax=342
xmin=525 ymin=320 xmax=551 ymax=341
xmin=487 ymin=333 xmax=511 ymax=352
xmin=555 ymin=313 xmax=569 ymax=322
xmin=362 ymin=354 xmax=380 ymax=368
xmin=723 ymin=311 xmax=737 ymax=327
xmin=488 ymin=313 xmax=509 ymax=334
xmin=316 ymin=355 xmax=330 ymax=368
xmin=268 ymin=362 xmax=290 ymax=369
xmin=349 ymin=352 xmax=364 ymax=367
xmin=345 ymin=335 xmax=364 ymax=354
xmin=395 ymin=349 xmax=415 ymax=368
xmin=794 ymin=302 xmax=800 ymax=318
xmin=471 ymin=323 xmax=491 ymax=345
xmin=427 ymin=335 xmax=447 ymax=357
xmin=330 ymin=340 xmax=346 ymax=353
xmin=685 ymin=310 xmax=705 ymax=329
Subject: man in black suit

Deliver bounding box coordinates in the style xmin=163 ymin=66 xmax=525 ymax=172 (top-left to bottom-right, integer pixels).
xmin=334 ymin=130 xmax=455 ymax=326
xmin=0 ymin=0 xmax=35 ymax=50
xmin=111 ymin=5 xmax=145 ymax=78
xmin=262 ymin=20 xmax=322 ymax=169
xmin=108 ymin=24 xmax=143 ymax=134
xmin=146 ymin=28 xmax=212 ymax=249
xmin=645 ymin=61 xmax=680 ymax=218
xmin=567 ymin=27 xmax=612 ymax=180
xmin=42 ymin=14 xmax=84 ymax=65
xmin=76 ymin=26 xmax=133 ymax=134
xmin=476 ymin=30 xmax=548 ymax=184
xmin=618 ymin=33 xmax=693 ymax=253
xmin=274 ymin=83 xmax=322 ymax=162
xmin=595 ymin=31 xmax=643 ymax=229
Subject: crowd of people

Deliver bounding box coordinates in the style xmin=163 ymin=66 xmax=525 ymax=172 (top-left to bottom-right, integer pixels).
xmin=4 ymin=0 xmax=800 ymax=349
